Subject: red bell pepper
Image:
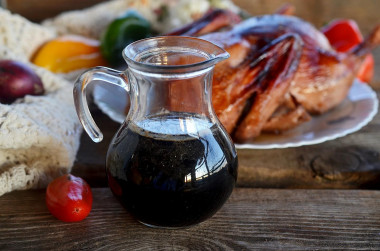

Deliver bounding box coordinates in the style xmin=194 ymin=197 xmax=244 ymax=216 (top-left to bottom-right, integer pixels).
xmin=321 ymin=19 xmax=374 ymax=83
xmin=356 ymin=54 xmax=374 ymax=83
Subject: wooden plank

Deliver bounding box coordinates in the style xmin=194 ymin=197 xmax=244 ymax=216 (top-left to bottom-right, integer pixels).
xmin=71 ymin=108 xmax=118 ymax=188
xmin=0 ymin=188 xmax=380 ymax=249
xmin=237 ymin=109 xmax=380 ymax=189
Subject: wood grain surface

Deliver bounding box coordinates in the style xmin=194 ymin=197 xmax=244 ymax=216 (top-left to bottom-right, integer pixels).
xmin=1 ymin=188 xmax=380 ymax=250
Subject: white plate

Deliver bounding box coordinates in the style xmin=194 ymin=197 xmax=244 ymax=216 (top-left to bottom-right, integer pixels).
xmin=93 ymin=80 xmax=378 ymax=149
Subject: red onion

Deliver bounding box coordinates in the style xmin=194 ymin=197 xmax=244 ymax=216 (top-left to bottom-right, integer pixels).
xmin=0 ymin=60 xmax=44 ymax=104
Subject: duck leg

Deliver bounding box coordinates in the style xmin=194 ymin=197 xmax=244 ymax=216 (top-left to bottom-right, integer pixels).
xmin=210 ymin=33 xmax=302 ymax=140
xmin=262 ymin=93 xmax=311 ymax=133
xmin=290 ymin=25 xmax=380 ymax=114
xmin=232 ymin=34 xmax=303 ymax=142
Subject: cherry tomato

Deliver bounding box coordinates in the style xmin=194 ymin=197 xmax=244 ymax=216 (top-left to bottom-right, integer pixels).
xmin=321 ymin=19 xmax=375 ymax=83
xmin=46 ymin=174 xmax=93 ymax=222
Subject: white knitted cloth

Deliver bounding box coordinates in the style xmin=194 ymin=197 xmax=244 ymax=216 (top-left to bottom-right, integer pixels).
xmin=41 ymin=0 xmax=240 ymax=38
xmin=0 ymin=9 xmax=82 ymax=196
xmin=0 ymin=8 xmax=56 ymax=60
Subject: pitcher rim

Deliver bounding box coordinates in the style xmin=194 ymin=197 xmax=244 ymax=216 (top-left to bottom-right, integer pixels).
xmin=122 ymin=36 xmax=229 ymax=73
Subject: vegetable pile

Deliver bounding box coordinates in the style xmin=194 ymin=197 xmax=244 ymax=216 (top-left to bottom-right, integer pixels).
xmin=31 ymin=10 xmax=153 ymax=73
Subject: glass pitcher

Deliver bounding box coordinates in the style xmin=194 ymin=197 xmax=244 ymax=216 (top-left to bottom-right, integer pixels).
xmin=73 ymin=36 xmax=238 ymax=228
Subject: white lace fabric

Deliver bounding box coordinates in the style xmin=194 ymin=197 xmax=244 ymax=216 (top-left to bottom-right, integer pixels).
xmin=0 ymin=9 xmax=81 ymax=196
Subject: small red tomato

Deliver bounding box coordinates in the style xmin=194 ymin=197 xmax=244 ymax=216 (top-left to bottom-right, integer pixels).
xmin=46 ymin=174 xmax=93 ymax=222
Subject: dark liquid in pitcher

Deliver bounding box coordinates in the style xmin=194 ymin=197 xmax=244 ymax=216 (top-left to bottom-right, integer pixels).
xmin=106 ymin=113 xmax=238 ymax=228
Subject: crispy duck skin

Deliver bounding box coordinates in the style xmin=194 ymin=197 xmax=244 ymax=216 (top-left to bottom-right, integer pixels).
xmin=262 ymin=105 xmax=311 ymax=133
xmin=209 ymin=34 xmax=303 ymax=136
xmin=231 ymin=34 xmax=303 ymax=141
xmin=261 ymin=93 xmax=311 ymax=133
xmin=166 ymin=9 xmax=241 ymax=36
xmin=204 ymin=14 xmax=379 ymax=115
xmin=167 ymin=10 xmax=380 ymax=142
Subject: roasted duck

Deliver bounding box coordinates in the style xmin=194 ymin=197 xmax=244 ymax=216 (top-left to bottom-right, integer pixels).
xmin=167 ymin=9 xmax=380 ymax=142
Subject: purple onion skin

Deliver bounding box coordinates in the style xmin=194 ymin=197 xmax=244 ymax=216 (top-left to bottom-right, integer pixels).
xmin=0 ymin=60 xmax=44 ymax=104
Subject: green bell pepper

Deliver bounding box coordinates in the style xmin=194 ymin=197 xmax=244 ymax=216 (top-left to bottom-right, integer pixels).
xmin=101 ymin=10 xmax=152 ymax=66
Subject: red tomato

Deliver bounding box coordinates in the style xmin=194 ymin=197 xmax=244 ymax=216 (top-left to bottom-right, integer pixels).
xmin=321 ymin=19 xmax=375 ymax=83
xmin=46 ymin=174 xmax=93 ymax=222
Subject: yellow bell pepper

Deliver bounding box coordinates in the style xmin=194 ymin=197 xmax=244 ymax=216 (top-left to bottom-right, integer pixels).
xmin=32 ymin=35 xmax=107 ymax=73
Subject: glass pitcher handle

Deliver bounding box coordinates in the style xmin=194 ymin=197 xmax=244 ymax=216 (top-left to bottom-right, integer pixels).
xmin=73 ymin=66 xmax=129 ymax=143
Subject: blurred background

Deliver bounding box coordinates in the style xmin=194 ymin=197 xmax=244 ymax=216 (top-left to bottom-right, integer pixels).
xmin=2 ymin=0 xmax=379 ymax=85
xmin=2 ymin=0 xmax=377 ymax=33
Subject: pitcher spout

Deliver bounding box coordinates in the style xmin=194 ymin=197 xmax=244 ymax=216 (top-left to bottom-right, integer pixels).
xmin=210 ymin=46 xmax=230 ymax=64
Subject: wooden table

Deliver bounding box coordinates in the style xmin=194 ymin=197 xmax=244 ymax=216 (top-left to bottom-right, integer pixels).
xmin=1 ymin=0 xmax=380 ymax=249
xmin=1 ymin=188 xmax=380 ymax=249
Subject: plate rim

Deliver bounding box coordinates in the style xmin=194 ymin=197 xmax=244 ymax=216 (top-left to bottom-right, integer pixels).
xmin=93 ymin=80 xmax=378 ymax=150
xmin=235 ymin=81 xmax=378 ymax=149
